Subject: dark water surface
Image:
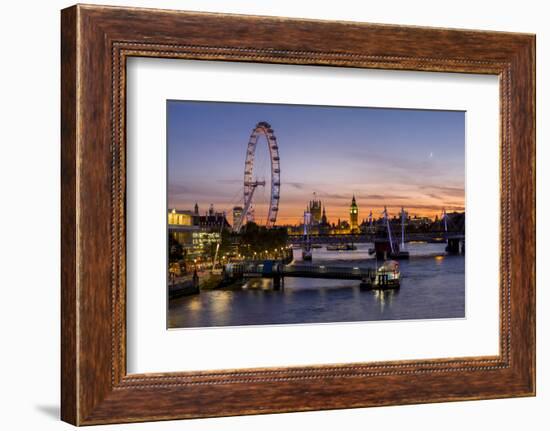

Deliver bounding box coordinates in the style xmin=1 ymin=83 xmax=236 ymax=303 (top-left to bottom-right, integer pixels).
xmin=168 ymin=243 xmax=465 ymax=328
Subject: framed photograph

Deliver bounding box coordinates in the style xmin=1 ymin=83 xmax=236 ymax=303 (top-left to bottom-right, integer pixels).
xmin=61 ymin=4 xmax=535 ymax=425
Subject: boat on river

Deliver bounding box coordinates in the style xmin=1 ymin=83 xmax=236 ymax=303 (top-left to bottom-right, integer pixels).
xmin=360 ymin=260 xmax=401 ymax=289
xmin=375 ymin=260 xmax=401 ymax=287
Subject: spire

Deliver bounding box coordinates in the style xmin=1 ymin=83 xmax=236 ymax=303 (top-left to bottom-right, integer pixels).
xmin=352 ymin=194 xmax=356 ymax=205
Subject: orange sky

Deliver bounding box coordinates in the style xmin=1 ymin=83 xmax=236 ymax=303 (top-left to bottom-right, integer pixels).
xmin=243 ymin=181 xmax=465 ymax=226
xmin=255 ymin=199 xmax=464 ymax=226
xmin=168 ymin=101 xmax=466 ymax=227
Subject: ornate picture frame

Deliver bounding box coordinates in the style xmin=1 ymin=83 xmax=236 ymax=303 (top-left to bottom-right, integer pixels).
xmin=61 ymin=4 xmax=535 ymax=425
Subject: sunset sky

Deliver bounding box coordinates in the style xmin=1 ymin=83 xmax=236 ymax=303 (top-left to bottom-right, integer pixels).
xmin=167 ymin=101 xmax=465 ymax=225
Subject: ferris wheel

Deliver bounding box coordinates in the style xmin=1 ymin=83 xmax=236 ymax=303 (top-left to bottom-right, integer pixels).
xmin=233 ymin=121 xmax=280 ymax=232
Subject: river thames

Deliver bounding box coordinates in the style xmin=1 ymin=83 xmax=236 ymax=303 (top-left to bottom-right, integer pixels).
xmin=168 ymin=242 xmax=465 ymax=329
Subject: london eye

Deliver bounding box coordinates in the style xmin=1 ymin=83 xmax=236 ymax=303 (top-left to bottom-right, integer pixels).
xmin=233 ymin=121 xmax=280 ymax=232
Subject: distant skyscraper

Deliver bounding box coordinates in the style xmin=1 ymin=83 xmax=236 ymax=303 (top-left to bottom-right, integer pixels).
xmin=350 ymin=195 xmax=359 ymax=233
xmin=232 ymin=206 xmax=243 ymax=228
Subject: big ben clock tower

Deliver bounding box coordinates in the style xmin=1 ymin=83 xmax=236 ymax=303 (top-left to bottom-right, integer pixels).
xmin=349 ymin=195 xmax=359 ymax=233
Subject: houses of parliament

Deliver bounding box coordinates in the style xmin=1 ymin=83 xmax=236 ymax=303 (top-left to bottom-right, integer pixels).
xmin=288 ymin=195 xmax=361 ymax=236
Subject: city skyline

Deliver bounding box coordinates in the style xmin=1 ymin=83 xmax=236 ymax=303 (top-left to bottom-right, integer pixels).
xmin=168 ymin=100 xmax=465 ymax=224
xmin=173 ymin=198 xmax=457 ymax=227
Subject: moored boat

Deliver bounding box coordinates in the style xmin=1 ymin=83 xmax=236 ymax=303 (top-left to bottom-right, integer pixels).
xmin=359 ymin=260 xmax=400 ymax=289
xmin=375 ymin=260 xmax=400 ymax=287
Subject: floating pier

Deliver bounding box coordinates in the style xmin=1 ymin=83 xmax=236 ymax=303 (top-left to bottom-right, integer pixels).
xmin=225 ymin=261 xmax=400 ymax=290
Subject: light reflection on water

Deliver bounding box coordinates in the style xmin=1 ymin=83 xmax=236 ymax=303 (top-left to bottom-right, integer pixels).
xmin=168 ymin=242 xmax=465 ymax=329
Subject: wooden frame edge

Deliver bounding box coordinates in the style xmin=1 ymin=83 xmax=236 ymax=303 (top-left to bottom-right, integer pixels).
xmin=60 ymin=4 xmax=536 ymax=425
xmin=61 ymin=4 xmax=79 ymax=425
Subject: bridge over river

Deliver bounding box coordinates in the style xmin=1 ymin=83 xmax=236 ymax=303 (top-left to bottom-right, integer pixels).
xmin=225 ymin=262 xmax=398 ymax=290
xmin=287 ymin=232 xmax=464 ymax=245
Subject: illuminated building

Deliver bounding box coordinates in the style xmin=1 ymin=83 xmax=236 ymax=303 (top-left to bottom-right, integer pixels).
xmin=349 ymin=195 xmax=359 ymax=233
xmin=168 ymin=208 xmax=193 ymax=226
xmin=409 ymin=215 xmax=432 ymax=228
xmin=308 ymin=199 xmax=322 ymax=225
xmin=232 ymin=206 xmax=243 ymax=228
xmin=191 ymin=231 xmax=221 ymax=253
xmin=168 ymin=205 xmax=228 ymax=260
xmin=199 ymin=210 xmax=230 ymax=230
xmin=168 ymin=209 xmax=198 ymax=250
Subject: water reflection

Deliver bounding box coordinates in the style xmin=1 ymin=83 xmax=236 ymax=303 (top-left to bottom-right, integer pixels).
xmin=371 ymin=288 xmax=398 ymax=313
xmin=168 ymin=242 xmax=464 ymax=328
